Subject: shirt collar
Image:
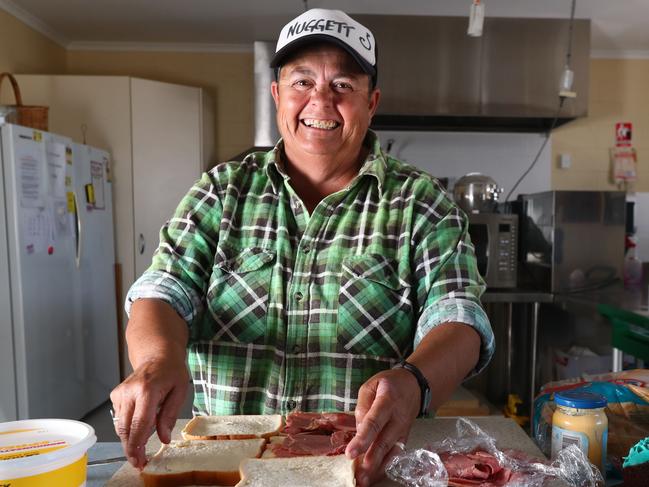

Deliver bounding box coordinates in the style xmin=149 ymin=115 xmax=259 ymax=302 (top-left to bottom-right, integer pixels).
xmin=264 ymin=141 xmax=289 ymax=195
xmin=357 ymin=130 xmax=387 ymax=197
xmin=263 ymin=130 xmax=388 ymax=197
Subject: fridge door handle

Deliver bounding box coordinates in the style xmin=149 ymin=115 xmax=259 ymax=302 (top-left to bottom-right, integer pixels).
xmin=138 ymin=233 xmax=145 ymax=255
xmin=74 ymin=192 xmax=82 ymax=268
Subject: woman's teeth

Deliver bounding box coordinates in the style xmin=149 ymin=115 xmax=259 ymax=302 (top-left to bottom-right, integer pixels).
xmin=302 ymin=119 xmax=340 ymax=130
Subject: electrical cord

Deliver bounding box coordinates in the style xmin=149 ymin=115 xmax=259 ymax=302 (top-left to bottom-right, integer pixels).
xmin=504 ymin=0 xmax=577 ymax=203
xmin=504 ymin=99 xmax=565 ymax=203
xmin=566 ymin=0 xmax=577 ymax=68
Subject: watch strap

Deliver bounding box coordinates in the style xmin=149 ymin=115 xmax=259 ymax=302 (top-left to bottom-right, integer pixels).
xmin=392 ymin=360 xmax=431 ymax=417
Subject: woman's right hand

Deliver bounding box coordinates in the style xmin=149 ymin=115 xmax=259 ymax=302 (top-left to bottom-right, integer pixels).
xmin=110 ymin=356 xmax=189 ymax=469
xmin=111 ymin=298 xmax=191 ymax=469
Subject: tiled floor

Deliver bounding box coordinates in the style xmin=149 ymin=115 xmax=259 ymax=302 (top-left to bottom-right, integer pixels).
xmin=82 ymin=389 xmax=194 ymax=442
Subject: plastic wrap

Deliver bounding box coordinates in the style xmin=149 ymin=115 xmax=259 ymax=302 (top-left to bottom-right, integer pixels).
xmin=386 ymin=418 xmax=604 ymax=487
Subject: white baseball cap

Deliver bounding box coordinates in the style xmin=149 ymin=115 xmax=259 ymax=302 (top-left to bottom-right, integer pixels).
xmin=271 ymin=8 xmax=377 ymax=86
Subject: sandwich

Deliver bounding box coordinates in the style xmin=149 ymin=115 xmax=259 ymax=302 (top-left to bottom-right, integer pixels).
xmin=181 ymin=414 xmax=283 ymax=440
xmin=141 ymin=412 xmax=357 ymax=486
xmin=236 ymin=454 xmax=357 ymax=487
xmin=140 ymin=438 xmax=265 ymax=487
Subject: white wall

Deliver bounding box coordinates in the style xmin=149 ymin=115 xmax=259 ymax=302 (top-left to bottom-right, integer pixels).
xmin=374 ymin=131 xmax=552 ymax=202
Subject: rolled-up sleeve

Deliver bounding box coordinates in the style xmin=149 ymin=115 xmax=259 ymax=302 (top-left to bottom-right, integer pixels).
xmin=412 ymin=202 xmax=494 ymax=378
xmin=125 ymin=270 xmax=203 ymax=324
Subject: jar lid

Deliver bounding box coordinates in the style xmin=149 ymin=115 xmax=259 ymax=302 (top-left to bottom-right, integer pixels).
xmin=554 ymin=390 xmax=607 ymax=409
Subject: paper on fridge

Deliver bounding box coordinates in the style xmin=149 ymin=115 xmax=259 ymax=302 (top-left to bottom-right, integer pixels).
xmin=18 ymin=144 xmax=47 ymax=208
xmin=46 ymin=141 xmax=67 ymax=199
xmin=21 ymin=207 xmax=50 ymax=254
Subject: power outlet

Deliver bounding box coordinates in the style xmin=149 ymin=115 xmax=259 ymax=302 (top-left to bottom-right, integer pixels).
xmin=559 ymin=153 xmax=572 ymax=169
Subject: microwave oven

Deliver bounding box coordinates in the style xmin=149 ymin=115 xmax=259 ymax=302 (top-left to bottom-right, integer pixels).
xmin=518 ymin=191 xmax=626 ymax=293
xmin=467 ymin=213 xmax=518 ymax=288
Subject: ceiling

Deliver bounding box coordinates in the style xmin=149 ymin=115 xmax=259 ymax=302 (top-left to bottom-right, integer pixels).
xmin=2 ymin=0 xmax=649 ymax=56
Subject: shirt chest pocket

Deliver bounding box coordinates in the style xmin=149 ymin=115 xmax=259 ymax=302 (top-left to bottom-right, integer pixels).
xmin=207 ymin=246 xmax=276 ymax=344
xmin=337 ymin=254 xmax=414 ymax=359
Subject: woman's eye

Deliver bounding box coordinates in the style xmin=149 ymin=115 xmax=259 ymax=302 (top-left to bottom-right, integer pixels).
xmin=292 ymin=80 xmax=312 ymax=89
xmin=334 ymin=82 xmax=353 ymax=92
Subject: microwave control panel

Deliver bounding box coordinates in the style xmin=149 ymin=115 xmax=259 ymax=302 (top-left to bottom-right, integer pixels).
xmin=467 ymin=213 xmax=518 ymax=288
xmin=495 ymin=219 xmax=518 ymax=286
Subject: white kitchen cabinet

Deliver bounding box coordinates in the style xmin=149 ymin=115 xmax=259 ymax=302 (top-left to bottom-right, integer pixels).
xmin=10 ymin=75 xmax=216 ymax=375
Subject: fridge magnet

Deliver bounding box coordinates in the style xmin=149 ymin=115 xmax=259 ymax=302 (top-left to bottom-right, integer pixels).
xmin=66 ymin=191 xmax=76 ymax=213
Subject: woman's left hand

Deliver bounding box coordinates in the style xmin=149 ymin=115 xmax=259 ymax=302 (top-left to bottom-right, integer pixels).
xmin=345 ymin=368 xmax=421 ymax=487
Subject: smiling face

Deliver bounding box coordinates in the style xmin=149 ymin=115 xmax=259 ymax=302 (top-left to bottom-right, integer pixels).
xmin=271 ymin=43 xmax=380 ymax=166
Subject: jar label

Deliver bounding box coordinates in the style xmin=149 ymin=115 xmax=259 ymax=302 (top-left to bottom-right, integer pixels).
xmin=551 ymin=425 xmax=607 ymax=473
xmin=551 ymin=425 xmax=589 ymax=459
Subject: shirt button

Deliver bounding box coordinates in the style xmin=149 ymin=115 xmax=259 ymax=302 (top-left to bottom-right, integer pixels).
xmin=292 ymin=344 xmax=301 ymax=353
xmin=287 ymin=400 xmax=297 ymax=410
xmin=302 ymin=245 xmax=311 ymax=254
xmin=294 ymin=291 xmax=303 ymax=301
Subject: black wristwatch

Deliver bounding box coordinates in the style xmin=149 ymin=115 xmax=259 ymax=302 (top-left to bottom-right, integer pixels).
xmin=392 ymin=360 xmax=431 ymax=417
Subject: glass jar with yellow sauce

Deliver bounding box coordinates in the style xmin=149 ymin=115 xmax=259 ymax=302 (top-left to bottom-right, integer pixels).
xmin=551 ymin=390 xmax=608 ymax=474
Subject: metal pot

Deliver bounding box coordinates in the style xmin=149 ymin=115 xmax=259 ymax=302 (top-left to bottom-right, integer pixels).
xmin=453 ymin=173 xmax=503 ymax=214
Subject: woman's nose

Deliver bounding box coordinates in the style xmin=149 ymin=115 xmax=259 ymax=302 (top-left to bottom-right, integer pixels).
xmin=310 ymin=84 xmax=334 ymax=106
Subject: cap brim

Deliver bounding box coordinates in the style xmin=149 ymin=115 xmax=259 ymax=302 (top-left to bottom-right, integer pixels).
xmin=270 ymin=34 xmax=376 ymax=78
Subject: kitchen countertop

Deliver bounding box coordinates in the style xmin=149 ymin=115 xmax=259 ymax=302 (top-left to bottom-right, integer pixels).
xmin=91 ymin=416 xmax=566 ymax=487
xmin=482 ymin=281 xmax=648 ymax=310
xmin=482 ymin=288 xmax=554 ymax=303
xmin=553 ymin=282 xmax=647 ymax=315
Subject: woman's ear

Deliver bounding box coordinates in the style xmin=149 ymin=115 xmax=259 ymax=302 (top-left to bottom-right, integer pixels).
xmin=368 ymin=88 xmax=381 ymax=118
xmin=271 ymin=81 xmax=280 ymax=109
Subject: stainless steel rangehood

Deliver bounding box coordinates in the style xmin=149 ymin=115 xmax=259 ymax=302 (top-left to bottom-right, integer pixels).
xmin=253 ymin=15 xmax=590 ymax=147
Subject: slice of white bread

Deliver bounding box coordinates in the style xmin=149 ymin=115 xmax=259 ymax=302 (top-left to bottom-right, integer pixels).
xmin=181 ymin=415 xmax=283 ymax=440
xmin=141 ymin=438 xmax=265 ymax=487
xmin=235 ymin=455 xmax=356 ymax=487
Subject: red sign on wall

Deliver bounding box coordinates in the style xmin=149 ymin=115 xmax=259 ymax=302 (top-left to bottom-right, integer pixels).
xmin=616 ymin=122 xmax=632 ymax=146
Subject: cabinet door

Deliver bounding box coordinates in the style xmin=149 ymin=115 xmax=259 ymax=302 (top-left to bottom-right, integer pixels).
xmin=131 ymin=79 xmax=202 ymax=277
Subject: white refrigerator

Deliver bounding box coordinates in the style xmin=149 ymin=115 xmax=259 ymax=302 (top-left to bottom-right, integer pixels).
xmin=0 ymin=123 xmax=120 ymax=422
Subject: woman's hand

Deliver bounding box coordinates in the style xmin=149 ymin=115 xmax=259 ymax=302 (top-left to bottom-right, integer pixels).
xmin=110 ymin=357 xmax=189 ymax=469
xmin=110 ymin=298 xmax=190 ymax=469
xmin=345 ymin=368 xmax=420 ymax=487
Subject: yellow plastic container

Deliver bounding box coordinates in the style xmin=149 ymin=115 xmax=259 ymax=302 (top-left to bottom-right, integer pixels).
xmin=0 ymin=419 xmax=96 ymax=486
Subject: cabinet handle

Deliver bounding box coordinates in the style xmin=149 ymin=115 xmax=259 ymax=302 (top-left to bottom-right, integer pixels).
xmin=138 ymin=234 xmax=145 ymax=255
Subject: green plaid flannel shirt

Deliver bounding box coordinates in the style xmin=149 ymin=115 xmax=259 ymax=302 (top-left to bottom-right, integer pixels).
xmin=126 ymin=131 xmax=494 ymax=416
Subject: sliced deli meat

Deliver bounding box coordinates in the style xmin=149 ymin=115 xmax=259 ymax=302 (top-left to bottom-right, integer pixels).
xmin=269 ymin=430 xmax=356 ymax=457
xmin=268 ymin=411 xmax=357 ymax=457
xmin=440 ymin=450 xmax=514 ymax=487
xmin=283 ymin=411 xmax=356 ymax=435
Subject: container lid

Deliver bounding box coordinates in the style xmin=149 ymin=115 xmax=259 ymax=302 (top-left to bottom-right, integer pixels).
xmin=0 ymin=419 xmax=96 ymax=477
xmin=554 ymin=390 xmax=607 ymax=409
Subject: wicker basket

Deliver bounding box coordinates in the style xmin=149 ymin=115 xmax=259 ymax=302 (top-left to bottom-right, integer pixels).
xmin=0 ymin=72 xmax=49 ymax=131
